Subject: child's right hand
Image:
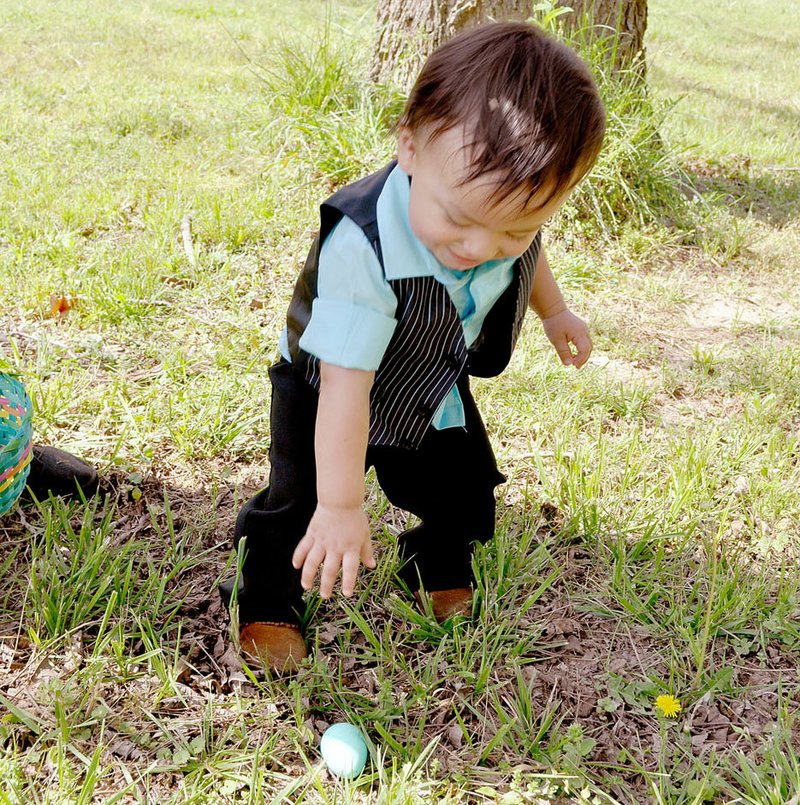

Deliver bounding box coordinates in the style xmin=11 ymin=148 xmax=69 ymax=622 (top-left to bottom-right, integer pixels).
xmin=292 ymin=504 xmax=376 ymax=599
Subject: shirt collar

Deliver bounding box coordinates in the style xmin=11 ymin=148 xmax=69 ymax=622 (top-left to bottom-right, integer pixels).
xmin=376 ymin=164 xmax=517 ymax=283
xmin=376 ymin=164 xmax=440 ymax=281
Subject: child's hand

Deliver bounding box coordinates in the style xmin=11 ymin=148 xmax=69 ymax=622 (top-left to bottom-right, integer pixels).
xmin=292 ymin=504 xmax=376 ymax=599
xmin=541 ymin=308 xmax=593 ymax=368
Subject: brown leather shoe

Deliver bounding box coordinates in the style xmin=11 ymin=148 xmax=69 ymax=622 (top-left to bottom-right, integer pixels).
xmin=414 ymin=588 xmax=473 ymax=622
xmin=239 ymin=621 xmax=308 ymax=673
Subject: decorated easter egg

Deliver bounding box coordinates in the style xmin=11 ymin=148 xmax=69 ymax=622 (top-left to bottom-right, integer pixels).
xmin=320 ymin=722 xmax=368 ymax=778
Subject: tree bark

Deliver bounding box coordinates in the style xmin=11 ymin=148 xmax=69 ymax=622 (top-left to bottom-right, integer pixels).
xmin=561 ymin=0 xmax=648 ymax=70
xmin=371 ymin=0 xmax=647 ymax=89
xmin=371 ymin=0 xmax=532 ymax=89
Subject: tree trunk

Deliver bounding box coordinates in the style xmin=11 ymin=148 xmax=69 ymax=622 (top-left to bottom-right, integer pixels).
xmin=561 ymin=0 xmax=648 ymax=70
xmin=371 ymin=0 xmax=532 ymax=89
xmin=371 ymin=0 xmax=646 ymax=89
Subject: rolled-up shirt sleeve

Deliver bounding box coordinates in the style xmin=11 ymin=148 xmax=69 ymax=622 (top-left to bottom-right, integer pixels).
xmin=299 ymin=216 xmax=398 ymax=371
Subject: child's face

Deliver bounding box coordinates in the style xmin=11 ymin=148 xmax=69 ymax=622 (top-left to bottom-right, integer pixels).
xmin=397 ymin=123 xmax=571 ymax=270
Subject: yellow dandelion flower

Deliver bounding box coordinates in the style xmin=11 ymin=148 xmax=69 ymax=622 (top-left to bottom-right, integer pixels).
xmin=655 ymin=694 xmax=681 ymax=718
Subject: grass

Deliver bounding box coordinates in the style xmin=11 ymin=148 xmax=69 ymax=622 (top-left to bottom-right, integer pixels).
xmin=648 ymin=0 xmax=800 ymax=168
xmin=0 ymin=0 xmax=799 ymax=802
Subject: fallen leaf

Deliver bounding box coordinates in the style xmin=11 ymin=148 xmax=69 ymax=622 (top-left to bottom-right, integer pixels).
xmin=446 ymin=723 xmax=463 ymax=749
xmin=48 ymin=294 xmax=77 ymax=318
xmin=546 ymin=617 xmax=581 ymax=636
xmin=218 ymin=644 xmax=243 ymax=672
xmin=317 ymin=625 xmax=340 ymax=644
xmin=109 ymin=738 xmax=143 ymax=761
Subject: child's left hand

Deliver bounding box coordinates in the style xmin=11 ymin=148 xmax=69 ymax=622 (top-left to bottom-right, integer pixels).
xmin=541 ymin=308 xmax=592 ymax=368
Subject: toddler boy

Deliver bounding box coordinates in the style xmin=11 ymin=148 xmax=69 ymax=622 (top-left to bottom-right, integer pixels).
xmin=223 ymin=21 xmax=605 ymax=671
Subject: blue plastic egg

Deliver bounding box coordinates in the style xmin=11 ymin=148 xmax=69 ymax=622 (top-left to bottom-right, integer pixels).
xmin=320 ymin=722 xmax=368 ymax=778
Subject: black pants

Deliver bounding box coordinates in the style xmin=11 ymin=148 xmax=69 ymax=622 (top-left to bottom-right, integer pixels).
xmin=228 ymin=361 xmax=504 ymax=624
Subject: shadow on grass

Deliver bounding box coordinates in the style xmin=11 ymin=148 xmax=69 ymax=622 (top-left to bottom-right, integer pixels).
xmin=651 ymin=65 xmax=800 ymax=135
xmin=0 ymin=470 xmax=239 ymax=668
xmin=1 ymin=481 xmax=799 ymax=802
xmin=684 ymin=157 xmax=800 ymax=228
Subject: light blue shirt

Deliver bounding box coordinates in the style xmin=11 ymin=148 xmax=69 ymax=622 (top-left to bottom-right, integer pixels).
xmin=280 ymin=164 xmax=516 ymax=429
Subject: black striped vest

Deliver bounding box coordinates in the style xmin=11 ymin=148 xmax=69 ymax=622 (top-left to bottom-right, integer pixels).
xmin=286 ymin=162 xmax=540 ymax=449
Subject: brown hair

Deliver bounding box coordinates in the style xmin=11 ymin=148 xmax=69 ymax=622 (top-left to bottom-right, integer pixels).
xmin=399 ymin=22 xmax=606 ymax=208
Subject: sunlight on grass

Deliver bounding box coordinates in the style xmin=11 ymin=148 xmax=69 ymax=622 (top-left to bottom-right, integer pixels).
xmin=648 ymin=0 xmax=800 ymax=167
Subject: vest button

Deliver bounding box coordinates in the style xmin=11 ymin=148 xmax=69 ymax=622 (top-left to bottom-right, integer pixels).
xmin=415 ymin=403 xmax=430 ymax=417
xmin=399 ymin=438 xmax=413 ymax=449
xmin=446 ymin=354 xmax=461 ymax=369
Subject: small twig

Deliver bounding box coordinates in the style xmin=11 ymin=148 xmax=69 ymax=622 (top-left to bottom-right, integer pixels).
xmin=181 ymin=214 xmax=196 ymax=268
xmin=624 ymin=623 xmax=648 ymax=676
xmin=127 ymin=298 xmax=171 ymax=307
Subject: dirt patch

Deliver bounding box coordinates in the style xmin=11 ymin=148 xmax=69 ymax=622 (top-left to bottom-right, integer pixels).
xmin=1 ymin=488 xmax=799 ymax=801
xmin=683 ymin=290 xmax=797 ymax=345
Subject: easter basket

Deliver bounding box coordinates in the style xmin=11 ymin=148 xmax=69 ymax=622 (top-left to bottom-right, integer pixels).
xmin=0 ymin=374 xmax=33 ymax=515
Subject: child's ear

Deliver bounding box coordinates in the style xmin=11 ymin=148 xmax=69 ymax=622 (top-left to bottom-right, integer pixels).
xmin=396 ymin=125 xmax=417 ymax=175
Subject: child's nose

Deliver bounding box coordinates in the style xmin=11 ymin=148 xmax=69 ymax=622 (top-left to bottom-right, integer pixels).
xmin=461 ymin=230 xmax=499 ymax=262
